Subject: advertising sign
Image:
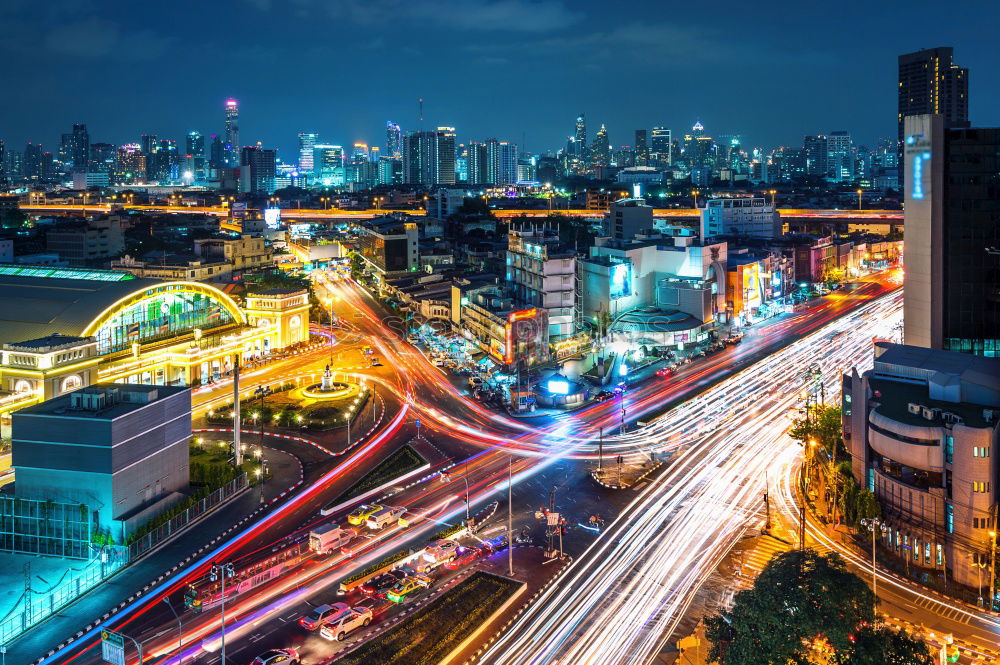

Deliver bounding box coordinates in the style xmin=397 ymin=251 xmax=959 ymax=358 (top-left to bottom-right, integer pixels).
xmin=264 ymin=207 xmax=282 ymax=229
xmin=609 ymin=263 xmax=632 ymax=300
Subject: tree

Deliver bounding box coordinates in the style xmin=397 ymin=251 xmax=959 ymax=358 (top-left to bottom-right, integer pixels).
xmin=706 ymin=549 xmax=876 ymax=665
xmin=789 ymin=404 xmax=843 ymax=458
xmin=845 ymin=625 xmax=934 ymax=665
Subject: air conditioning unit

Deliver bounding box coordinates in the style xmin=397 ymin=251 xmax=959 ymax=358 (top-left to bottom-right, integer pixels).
xmin=941 ymin=412 xmax=962 ymax=425
xmin=921 ymin=407 xmax=937 ymax=420
xmin=983 ymin=409 xmax=995 ymax=424
xmin=907 ymin=403 xmax=922 ymax=415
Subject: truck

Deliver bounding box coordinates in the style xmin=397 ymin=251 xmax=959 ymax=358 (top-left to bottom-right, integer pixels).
xmin=309 ymin=524 xmax=357 ymax=556
xmin=366 ymin=507 xmax=407 ymax=530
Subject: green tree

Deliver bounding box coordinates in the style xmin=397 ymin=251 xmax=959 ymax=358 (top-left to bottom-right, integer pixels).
xmin=705 ymin=549 xmax=876 ymax=665
xmin=844 ymin=625 xmax=934 ymax=665
xmin=789 ymin=404 xmax=843 ymax=457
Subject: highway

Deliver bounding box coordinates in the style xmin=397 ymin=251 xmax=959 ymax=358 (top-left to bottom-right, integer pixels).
xmin=17 ymin=202 xmax=902 ymax=222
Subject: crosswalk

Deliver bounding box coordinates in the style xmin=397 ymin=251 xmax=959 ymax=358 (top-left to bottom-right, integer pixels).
xmin=910 ymin=596 xmax=974 ymax=625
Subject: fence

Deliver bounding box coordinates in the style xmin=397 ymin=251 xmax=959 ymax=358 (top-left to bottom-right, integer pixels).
xmin=128 ymin=473 xmax=248 ymax=560
xmin=0 ymin=495 xmax=94 ymax=559
xmin=0 ymin=544 xmax=128 ymax=646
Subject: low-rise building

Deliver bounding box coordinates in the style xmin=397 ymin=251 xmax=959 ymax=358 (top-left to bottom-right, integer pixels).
xmin=356 ymin=214 xmax=419 ymax=278
xmin=12 ymin=383 xmax=192 ymax=539
xmin=46 ymin=218 xmax=125 ymax=265
xmin=842 ymin=343 xmax=1000 ymax=590
xmin=194 ymin=234 xmax=272 ymax=272
xmin=604 ymin=197 xmax=655 ymax=241
xmin=507 ymin=227 xmax=576 ymax=339
xmin=110 ymin=254 xmax=232 ymax=282
xmin=451 ymin=281 xmax=549 ymax=371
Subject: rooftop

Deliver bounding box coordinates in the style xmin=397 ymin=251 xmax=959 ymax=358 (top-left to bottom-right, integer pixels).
xmin=17 ymin=383 xmax=189 ymax=420
xmin=869 ymin=377 xmax=994 ymax=429
xmin=3 ymin=334 xmax=94 ymax=352
xmin=611 ymin=306 xmax=704 ymax=333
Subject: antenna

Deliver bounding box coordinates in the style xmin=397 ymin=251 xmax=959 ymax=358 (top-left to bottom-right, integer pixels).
xmin=418 ymin=98 xmax=424 ymax=127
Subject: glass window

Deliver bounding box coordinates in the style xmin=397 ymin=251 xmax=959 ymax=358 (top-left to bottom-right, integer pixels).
xmin=945 ymin=435 xmax=954 ymax=464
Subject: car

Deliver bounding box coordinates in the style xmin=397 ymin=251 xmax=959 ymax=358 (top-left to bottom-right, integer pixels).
xmin=298 ymin=602 xmax=349 ymax=631
xmin=444 ymin=546 xmax=482 ymax=570
xmin=594 ymin=390 xmax=614 ymax=402
xmin=386 ymin=575 xmax=432 ymax=603
xmin=319 ymin=606 xmax=373 ymax=642
xmin=655 ymin=367 xmax=673 ymax=377
xmin=355 ymin=594 xmax=393 ymax=617
xmin=468 ymin=377 xmax=483 ymax=389
xmin=613 ymin=382 xmax=628 ymax=394
xmin=422 ymin=539 xmax=461 ymax=563
xmin=358 ymin=569 xmax=407 ymax=597
xmin=347 ymin=504 xmax=383 ymax=526
xmin=481 ymin=534 xmax=509 ymax=553
xmin=250 ymin=648 xmax=299 ymax=665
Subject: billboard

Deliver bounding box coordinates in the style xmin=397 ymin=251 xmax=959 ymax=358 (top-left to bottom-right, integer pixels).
xmin=264 ymin=207 xmax=281 ymax=229
xmin=609 ymin=263 xmax=632 ymax=300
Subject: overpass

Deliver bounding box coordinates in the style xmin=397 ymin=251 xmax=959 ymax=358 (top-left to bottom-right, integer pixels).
xmin=17 ymin=203 xmax=903 ymax=222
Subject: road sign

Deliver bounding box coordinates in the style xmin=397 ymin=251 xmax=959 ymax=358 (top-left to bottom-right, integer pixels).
xmin=101 ymin=630 xmax=125 ymax=665
xmin=546 ymin=512 xmax=561 ymax=526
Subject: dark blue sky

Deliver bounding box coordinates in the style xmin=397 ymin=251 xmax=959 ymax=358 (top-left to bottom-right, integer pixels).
xmin=1 ymin=0 xmax=997 ymax=160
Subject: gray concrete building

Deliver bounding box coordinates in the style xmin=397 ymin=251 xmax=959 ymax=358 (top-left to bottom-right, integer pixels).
xmin=12 ymin=383 xmax=192 ymax=540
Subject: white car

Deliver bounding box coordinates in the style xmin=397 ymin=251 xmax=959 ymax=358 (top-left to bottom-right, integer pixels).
xmin=319 ymin=607 xmax=373 ymax=641
xmin=422 ymin=539 xmax=460 ymax=563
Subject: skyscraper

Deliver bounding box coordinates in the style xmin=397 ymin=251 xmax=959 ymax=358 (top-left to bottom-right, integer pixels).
xmin=650 ymin=127 xmax=671 ymax=167
xmin=591 ymin=124 xmax=609 ymax=167
xmin=575 ymin=114 xmax=587 ymax=162
xmin=114 ymin=144 xmax=146 ymax=185
xmin=209 ymin=135 xmax=224 ymax=173
xmin=435 ymin=127 xmax=456 ymax=185
xmin=898 ymin=47 xmax=969 ymax=148
xmin=298 ymin=132 xmax=318 ymax=175
xmin=803 ymin=135 xmax=828 ymax=177
xmin=71 ymin=123 xmax=89 ymax=169
xmin=634 ymin=129 xmax=649 ymax=167
xmin=467 ymin=141 xmax=487 ymax=184
xmin=825 ymin=131 xmax=854 ymax=182
xmin=224 ymin=98 xmax=240 ymax=167
xmin=903 ymin=114 xmax=1000 ymax=357
xmin=186 ymin=131 xmax=205 ymax=181
xmin=386 ymin=121 xmax=402 ymax=158
xmin=239 ymin=146 xmax=276 ymax=194
xmin=23 ymin=143 xmax=43 ymax=179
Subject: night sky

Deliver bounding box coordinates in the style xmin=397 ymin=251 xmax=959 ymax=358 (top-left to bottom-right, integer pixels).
xmin=1 ymin=0 xmax=997 ymax=159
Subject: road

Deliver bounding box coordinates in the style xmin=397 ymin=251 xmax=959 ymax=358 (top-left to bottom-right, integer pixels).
xmin=480 ymin=291 xmax=904 ymax=665
xmin=32 ymin=273 xmax=924 ymax=665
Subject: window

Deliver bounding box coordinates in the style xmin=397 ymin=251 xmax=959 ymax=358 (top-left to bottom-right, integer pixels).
xmin=945 ymin=435 xmax=954 ymax=464
xmin=946 ymin=503 xmax=954 ymax=533
xmin=973 ymin=517 xmax=993 ymax=529
xmin=973 ymin=447 xmax=990 ymax=458
xmin=972 ymin=481 xmax=990 ymax=493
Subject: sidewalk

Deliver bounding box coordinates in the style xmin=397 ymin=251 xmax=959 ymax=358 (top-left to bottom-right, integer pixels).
xmin=7 ymin=446 xmax=303 ymax=665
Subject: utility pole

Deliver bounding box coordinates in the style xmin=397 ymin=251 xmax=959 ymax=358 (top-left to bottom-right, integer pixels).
xmin=860 ymin=518 xmax=883 ymax=614
xmin=598 ymin=426 xmax=603 ymax=472
xmin=990 ymin=514 xmax=997 ymax=612
xmin=211 ymin=562 xmax=235 ymax=665
xmin=162 ymin=597 xmax=184 ymax=665
xmin=547 ymin=487 xmax=556 ymax=554
xmin=232 ymin=355 xmax=241 ymax=467
xmin=763 ymin=469 xmax=772 ymax=534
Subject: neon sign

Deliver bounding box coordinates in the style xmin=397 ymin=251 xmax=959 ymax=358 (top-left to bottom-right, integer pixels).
xmin=911 ymin=151 xmax=931 ymax=200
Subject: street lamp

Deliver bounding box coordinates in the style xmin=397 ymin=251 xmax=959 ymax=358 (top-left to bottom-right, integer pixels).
xmin=856 ymin=188 xmax=863 ymax=211
xmin=162 ymin=597 xmax=184 ymax=665
xmin=691 ymin=189 xmax=700 ymax=209
xmin=210 ymin=562 xmax=236 ymax=665
xmin=990 ymin=530 xmax=998 ymax=612
xmin=769 ymin=189 xmax=777 ymax=207
xmin=860 ymin=517 xmax=886 ymax=614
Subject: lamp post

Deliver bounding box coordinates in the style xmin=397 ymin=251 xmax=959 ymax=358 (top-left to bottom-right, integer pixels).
xmin=856 ymin=188 xmax=863 ymax=211
xmin=210 ymin=562 xmax=235 ymax=665
xmin=508 ymin=454 xmax=514 ymax=575
xmin=990 ymin=529 xmax=997 ymax=612
xmin=162 ymin=597 xmax=184 ymax=665
xmin=769 ymin=189 xmax=777 ymax=207
xmin=691 ymin=189 xmax=700 ymax=209
xmin=860 ymin=518 xmax=885 ymax=614
xmin=253 ymin=385 xmax=270 ymax=500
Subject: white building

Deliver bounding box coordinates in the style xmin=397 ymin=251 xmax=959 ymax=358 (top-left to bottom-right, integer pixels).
xmin=700 ymin=197 xmax=781 ymax=240
xmin=604 ymin=197 xmax=655 ymax=241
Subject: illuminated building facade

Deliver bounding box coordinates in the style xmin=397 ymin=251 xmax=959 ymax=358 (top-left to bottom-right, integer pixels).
xmin=0 ymin=266 xmax=309 ymax=429
xmin=224 ymin=98 xmax=240 ymax=166
xmin=898 ymin=47 xmax=969 ymax=149
xmin=298 ymin=132 xmax=318 ymax=176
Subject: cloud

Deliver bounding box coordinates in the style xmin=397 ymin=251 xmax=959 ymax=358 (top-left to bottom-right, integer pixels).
xmin=43 ymin=17 xmax=170 ymax=59
xmin=258 ymin=0 xmax=582 ymax=32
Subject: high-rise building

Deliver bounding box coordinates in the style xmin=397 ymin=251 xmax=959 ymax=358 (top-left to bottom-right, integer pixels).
xmin=71 ymin=123 xmax=89 ymax=169
xmin=591 ymin=124 xmax=609 ymax=167
xmin=224 ymin=98 xmax=240 ymax=167
xmin=575 ymin=114 xmax=587 ymax=162
xmin=650 ymin=127 xmax=672 ymax=167
xmin=435 ymin=127 xmax=456 ymax=185
xmin=23 ymin=143 xmax=43 ymax=179
xmin=313 ymin=144 xmax=345 ymax=185
xmin=903 ymin=114 xmax=1000 ymax=357
xmin=803 ymin=135 xmax=828 ymax=177
xmin=239 ymin=146 xmax=276 ymax=194
xmin=467 ymin=141 xmax=487 ymax=184
xmin=186 ymin=131 xmax=206 ymax=181
xmin=297 ymin=132 xmax=318 ymax=175
xmin=898 ymin=47 xmax=969 ymax=149
xmin=386 ymin=122 xmax=402 ymax=158
xmin=634 ymin=129 xmax=649 ymax=167
xmin=140 ymin=134 xmax=158 ymax=157
xmin=149 ymin=139 xmax=179 ymax=182
xmin=209 ymin=135 xmax=224 ymax=173
xmin=377 ymin=155 xmax=402 ymax=185
xmin=88 ymin=143 xmax=115 ymax=173
xmin=114 ymin=144 xmax=146 ymax=184
xmin=826 ymin=131 xmax=854 ymax=182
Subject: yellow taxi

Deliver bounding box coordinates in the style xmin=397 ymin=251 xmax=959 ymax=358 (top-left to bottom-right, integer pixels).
xmin=347 ymin=504 xmax=383 ymax=526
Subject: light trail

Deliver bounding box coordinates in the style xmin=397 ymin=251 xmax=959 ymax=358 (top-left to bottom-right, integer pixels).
xmin=481 ymin=292 xmax=903 ymax=665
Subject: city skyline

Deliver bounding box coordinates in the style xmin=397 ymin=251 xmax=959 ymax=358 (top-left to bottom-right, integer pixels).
xmin=0 ymin=1 xmax=997 ymax=158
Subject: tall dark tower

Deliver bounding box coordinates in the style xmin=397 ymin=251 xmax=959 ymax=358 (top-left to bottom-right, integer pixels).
xmin=224 ymin=98 xmax=240 ymax=167
xmin=898 ymin=47 xmax=969 ymax=148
